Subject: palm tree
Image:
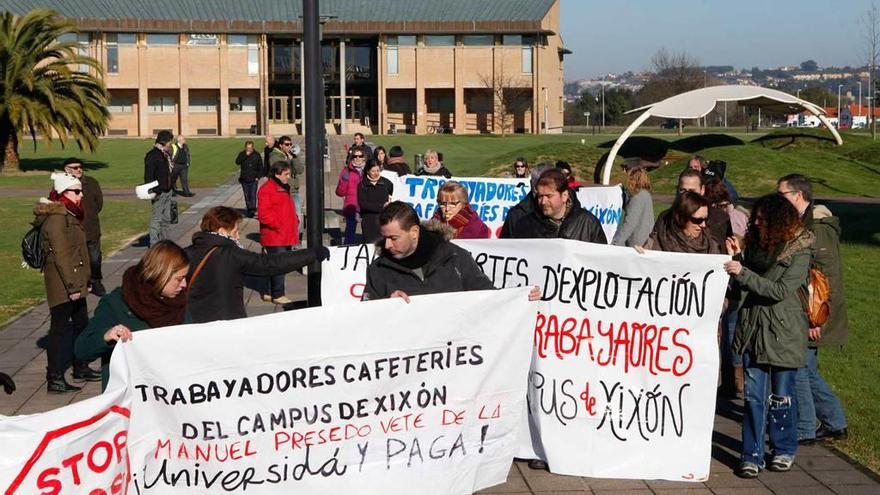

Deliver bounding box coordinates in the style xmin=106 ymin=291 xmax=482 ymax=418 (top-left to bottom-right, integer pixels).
xmin=0 ymin=9 xmax=109 ymax=174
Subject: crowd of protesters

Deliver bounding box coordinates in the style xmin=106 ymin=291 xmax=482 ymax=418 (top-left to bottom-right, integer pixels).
xmin=10 ymin=130 xmax=851 ymax=483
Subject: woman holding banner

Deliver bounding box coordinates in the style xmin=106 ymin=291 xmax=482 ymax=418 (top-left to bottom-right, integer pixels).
xmin=724 ymin=194 xmax=812 ymax=478
xmin=638 ymin=191 xmax=721 ymax=254
xmin=75 ymin=241 xmax=190 ymax=390
xmin=431 ymin=181 xmax=491 ymax=239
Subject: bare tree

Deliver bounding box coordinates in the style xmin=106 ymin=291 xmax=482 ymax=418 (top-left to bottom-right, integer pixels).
xmin=861 ymin=2 xmax=880 ymax=139
xmin=635 ymin=48 xmax=706 ymax=133
xmin=479 ymin=59 xmax=531 ymax=136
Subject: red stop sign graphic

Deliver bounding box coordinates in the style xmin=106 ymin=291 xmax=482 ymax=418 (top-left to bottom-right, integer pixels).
xmin=4 ymin=405 xmax=131 ymax=495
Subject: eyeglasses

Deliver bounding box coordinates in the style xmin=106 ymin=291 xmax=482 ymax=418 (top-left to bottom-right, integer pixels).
xmin=67 ymin=189 xmax=83 ymax=195
xmin=281 ymin=142 xmax=292 ymax=146
xmin=689 ymin=216 xmax=708 ymax=225
xmin=779 ymin=190 xmax=798 ymax=196
xmin=353 ymin=154 xmax=365 ymax=159
xmin=515 ymin=165 xmax=526 ymax=169
xmin=438 ymin=201 xmax=462 ymax=208
xmin=66 ymin=165 xmax=82 ymax=170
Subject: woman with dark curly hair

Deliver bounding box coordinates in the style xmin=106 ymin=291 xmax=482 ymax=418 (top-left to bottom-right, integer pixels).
xmin=724 ymin=193 xmax=813 ymax=479
xmin=704 ymin=178 xmax=748 ymax=237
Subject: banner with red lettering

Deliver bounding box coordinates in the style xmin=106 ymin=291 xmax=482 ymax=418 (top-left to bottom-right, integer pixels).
xmin=388 ymin=175 xmax=622 ymax=240
xmin=321 ymin=239 xmax=729 ymax=481
xmin=0 ymin=388 xmax=130 ymax=495
xmin=117 ymin=288 xmax=536 ymax=493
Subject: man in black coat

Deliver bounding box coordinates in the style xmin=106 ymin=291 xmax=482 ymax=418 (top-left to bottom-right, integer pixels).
xmin=235 ymin=140 xmax=264 ymax=217
xmin=362 ymin=202 xmax=496 ymax=301
xmin=505 ymin=169 xmax=607 ymax=244
xmin=63 ymin=157 xmax=106 ymax=296
xmin=144 ymin=130 xmax=175 ymax=246
xmin=171 ymin=135 xmax=194 ymax=197
xmin=500 ymin=161 xmax=554 ymax=238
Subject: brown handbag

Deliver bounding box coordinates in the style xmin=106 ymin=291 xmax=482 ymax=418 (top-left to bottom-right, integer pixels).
xmin=188 ymin=246 xmax=219 ymax=290
xmin=798 ymin=266 xmax=831 ymax=328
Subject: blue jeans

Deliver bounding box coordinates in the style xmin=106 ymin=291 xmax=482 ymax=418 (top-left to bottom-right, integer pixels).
xmin=722 ymin=306 xmax=743 ymax=368
xmin=263 ymin=246 xmax=291 ymax=298
xmin=343 ymin=213 xmax=359 ymax=244
xmin=241 ymin=180 xmax=258 ymax=214
xmin=741 ymin=352 xmax=798 ymax=466
xmin=795 ymin=348 xmax=847 ymax=440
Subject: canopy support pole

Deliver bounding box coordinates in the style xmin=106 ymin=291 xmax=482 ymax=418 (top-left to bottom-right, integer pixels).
xmin=803 ymin=103 xmax=843 ymax=145
xmin=601 ymin=110 xmax=652 ymax=185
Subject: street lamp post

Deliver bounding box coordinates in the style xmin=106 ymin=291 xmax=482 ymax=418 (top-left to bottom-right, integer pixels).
xmin=859 ymin=81 xmax=863 ymax=117
xmin=601 ymin=84 xmax=605 ymax=133
xmin=303 ymin=0 xmax=325 ymax=306
xmin=837 ymin=84 xmax=843 ymax=129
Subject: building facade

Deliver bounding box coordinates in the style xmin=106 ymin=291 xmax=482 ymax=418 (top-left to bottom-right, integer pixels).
xmin=3 ymin=0 xmax=568 ymax=137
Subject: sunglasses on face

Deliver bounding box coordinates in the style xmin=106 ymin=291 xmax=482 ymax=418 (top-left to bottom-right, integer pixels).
xmin=689 ymin=216 xmax=708 ymax=225
xmin=281 ymin=142 xmax=292 ymax=146
xmin=353 ymin=154 xmax=364 ymax=159
xmin=66 ymin=189 xmax=83 ymax=195
xmin=515 ymin=165 xmax=526 ymax=168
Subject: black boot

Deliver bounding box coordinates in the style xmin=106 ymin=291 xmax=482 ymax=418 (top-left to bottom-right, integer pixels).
xmin=91 ymin=280 xmax=106 ymax=297
xmin=46 ymin=371 xmax=82 ymax=394
xmin=72 ymin=362 xmax=102 ymax=382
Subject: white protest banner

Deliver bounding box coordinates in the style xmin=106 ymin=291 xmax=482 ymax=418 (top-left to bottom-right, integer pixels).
xmin=390 ymin=175 xmax=622 ymax=241
xmin=115 ymin=288 xmax=536 ymax=494
xmin=576 ymin=186 xmax=623 ymax=242
xmin=321 ymin=244 xmax=378 ymax=305
xmin=0 ymin=387 xmax=131 ymax=495
xmin=321 ymin=239 xmax=729 ymax=481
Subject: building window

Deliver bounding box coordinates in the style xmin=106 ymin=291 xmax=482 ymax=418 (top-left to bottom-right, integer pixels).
xmin=148 ymin=96 xmax=175 ymax=113
xmin=248 ymin=46 xmax=259 ymax=75
xmin=424 ymin=35 xmax=455 ymax=47
xmin=189 ymin=94 xmax=217 ymax=113
xmin=108 ymin=95 xmax=133 ymax=113
xmin=503 ymin=35 xmax=522 ymax=46
xmin=186 ymin=34 xmax=218 ymax=46
xmin=146 ymin=34 xmax=179 ymax=45
xmin=387 ymin=35 xmax=416 ymax=46
xmin=522 ymin=46 xmax=533 ymax=73
xmin=387 ymin=47 xmax=398 ymax=75
xmin=463 ymin=35 xmax=493 ymax=46
xmin=230 ymin=95 xmax=257 ymax=112
xmin=106 ymin=34 xmax=119 ymax=74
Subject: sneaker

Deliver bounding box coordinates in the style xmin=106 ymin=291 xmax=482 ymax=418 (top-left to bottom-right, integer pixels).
xmin=768 ymin=455 xmax=794 ymax=472
xmin=272 ymin=296 xmax=293 ymax=304
xmin=261 ymin=294 xmax=273 ymax=302
xmin=816 ymin=425 xmax=848 ymax=441
xmin=527 ymin=459 xmax=548 ymax=471
xmin=735 ymin=462 xmax=762 ymax=479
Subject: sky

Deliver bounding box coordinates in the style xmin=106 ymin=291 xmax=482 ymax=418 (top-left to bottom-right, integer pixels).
xmin=559 ymin=0 xmax=875 ymax=80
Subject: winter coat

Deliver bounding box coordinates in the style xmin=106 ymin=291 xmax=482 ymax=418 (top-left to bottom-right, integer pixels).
xmin=236 ymin=150 xmax=264 ymax=183
xmin=416 ymin=166 xmax=453 ymax=179
xmin=80 ymin=175 xmax=103 ymax=241
xmin=335 ymin=164 xmax=362 ymax=216
xmin=429 ymin=210 xmax=492 ymax=240
xmin=75 ymin=288 xmax=192 ymax=391
xmin=652 ymin=207 xmax=732 ymax=248
xmin=258 ymin=178 xmax=299 ymax=247
xmin=172 ymin=142 xmax=191 ymax=167
xmin=806 ymin=205 xmax=848 ymax=346
xmin=612 ymin=189 xmax=653 ymax=247
xmin=268 ymin=148 xmax=304 ymax=193
xmin=362 ymin=227 xmax=495 ymax=300
xmin=144 ymin=146 xmax=173 ymax=193
xmin=184 ymin=232 xmax=316 ymax=323
xmin=384 ymin=159 xmax=410 ymax=177
xmin=499 ymin=193 xmax=536 ymax=239
xmin=358 ymin=177 xmax=395 ymax=243
xmin=33 ymin=201 xmax=90 ymax=308
xmin=733 ymin=229 xmax=814 ymax=369
xmin=507 ymin=195 xmax=607 ymax=244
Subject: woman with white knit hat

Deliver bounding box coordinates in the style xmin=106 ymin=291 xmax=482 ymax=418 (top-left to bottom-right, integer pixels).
xmin=32 ymin=172 xmax=99 ymax=393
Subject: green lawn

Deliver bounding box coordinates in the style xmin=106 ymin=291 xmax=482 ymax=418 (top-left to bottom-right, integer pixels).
xmin=0 ymin=197 xmax=153 ymax=323
xmin=1 ymin=138 xmax=248 ymax=189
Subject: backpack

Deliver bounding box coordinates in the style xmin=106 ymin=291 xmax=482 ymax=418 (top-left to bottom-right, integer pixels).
xmin=798 ymin=266 xmax=831 ymax=328
xmin=21 ymin=224 xmax=45 ymax=270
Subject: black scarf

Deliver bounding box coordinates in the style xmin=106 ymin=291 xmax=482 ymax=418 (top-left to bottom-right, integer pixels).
xmin=388 ymin=230 xmax=443 ymax=270
xmin=270 ymin=175 xmax=291 ymax=192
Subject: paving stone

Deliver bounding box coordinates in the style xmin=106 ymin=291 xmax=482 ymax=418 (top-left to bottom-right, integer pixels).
xmin=830 ymin=484 xmax=880 ymax=495
xmin=582 ymin=478 xmax=649 ymax=490
xmin=710 ymin=488 xmax=774 ymax=495
xmin=797 ymin=454 xmax=859 ymax=471
xmin=771 ymin=485 xmax=835 ymax=495
xmin=759 ymin=469 xmax=826 ymax=488
xmin=810 ymin=468 xmax=877 ymax=486
xmin=703 ymin=472 xmax=766 ymax=489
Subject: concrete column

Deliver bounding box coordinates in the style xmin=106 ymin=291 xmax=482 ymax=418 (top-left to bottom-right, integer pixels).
xmin=218 ymin=39 xmax=230 ymax=136
xmin=453 ymin=44 xmax=465 ymax=134
xmin=415 ymin=46 xmax=425 ymax=134
xmin=492 ymin=47 xmax=501 ymax=134
xmin=178 ymin=44 xmax=189 ymax=136
xmin=137 ymin=36 xmax=149 ymax=137
xmin=339 ymin=39 xmax=346 ymax=134
xmin=260 ymin=34 xmax=269 ymax=135
xmin=300 ymin=40 xmax=306 ymax=132
xmin=377 ymin=39 xmax=386 ymax=135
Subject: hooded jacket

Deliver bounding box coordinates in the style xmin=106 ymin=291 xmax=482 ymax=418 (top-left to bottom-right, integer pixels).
xmin=184 ymin=232 xmax=316 ymax=323
xmin=33 ymin=201 xmax=90 ymax=307
xmin=805 ymin=204 xmax=848 ymax=346
xmin=362 ymin=223 xmax=495 ymax=300
xmin=733 ymin=229 xmax=814 ymax=369
xmin=506 ymin=193 xmax=607 ymax=244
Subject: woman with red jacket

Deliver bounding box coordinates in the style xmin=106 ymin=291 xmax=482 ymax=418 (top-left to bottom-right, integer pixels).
xmin=431 ymin=181 xmax=491 ymax=239
xmin=258 ymin=160 xmax=299 ymax=304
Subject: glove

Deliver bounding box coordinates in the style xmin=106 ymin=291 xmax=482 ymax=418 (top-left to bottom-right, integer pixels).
xmin=313 ymin=246 xmax=331 ymax=262
xmin=0 ymin=372 xmax=15 ymax=395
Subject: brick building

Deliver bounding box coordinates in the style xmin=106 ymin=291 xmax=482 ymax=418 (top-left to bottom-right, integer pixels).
xmin=2 ymin=0 xmax=568 ymax=137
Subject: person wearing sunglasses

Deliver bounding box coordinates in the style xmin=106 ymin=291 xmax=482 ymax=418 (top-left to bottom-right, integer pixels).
xmin=268 ymin=135 xmax=304 ymax=243
xmin=33 ymin=172 xmax=98 ymax=393
xmin=335 ymin=149 xmax=367 ymax=244
xmin=638 ymin=191 xmax=721 ymax=254
xmin=510 ymin=158 xmax=530 ymax=178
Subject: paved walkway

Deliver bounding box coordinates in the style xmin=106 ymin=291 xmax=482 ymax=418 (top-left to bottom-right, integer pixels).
xmin=1 ymin=136 xmax=878 ymax=494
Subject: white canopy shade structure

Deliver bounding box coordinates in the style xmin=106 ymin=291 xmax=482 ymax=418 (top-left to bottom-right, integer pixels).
xmin=600 ymin=85 xmax=843 ymax=184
